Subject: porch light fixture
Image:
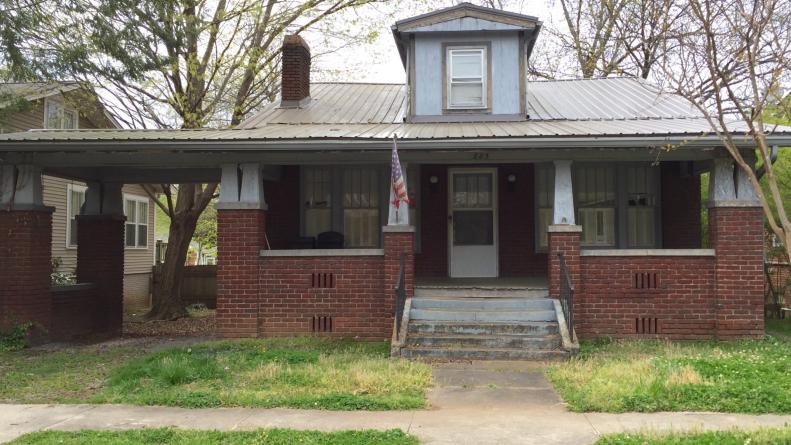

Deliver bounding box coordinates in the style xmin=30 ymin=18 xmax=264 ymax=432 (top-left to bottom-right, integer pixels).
xmin=429 ymin=175 xmax=439 ymax=184
xmin=507 ymin=174 xmax=517 ymax=183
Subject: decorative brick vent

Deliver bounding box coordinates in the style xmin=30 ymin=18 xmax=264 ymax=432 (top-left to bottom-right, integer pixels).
xmin=635 ymin=317 xmax=659 ymax=334
xmin=311 ymin=315 xmax=333 ymax=333
xmin=633 ymin=272 xmax=659 ymax=290
xmin=311 ymin=272 xmax=335 ymax=288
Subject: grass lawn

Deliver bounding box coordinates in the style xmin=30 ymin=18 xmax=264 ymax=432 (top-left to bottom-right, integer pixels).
xmin=0 ymin=338 xmax=431 ymax=410
xmin=594 ymin=427 xmax=791 ymax=444
xmin=546 ymin=331 xmax=791 ymax=413
xmin=7 ymin=428 xmax=418 ymax=445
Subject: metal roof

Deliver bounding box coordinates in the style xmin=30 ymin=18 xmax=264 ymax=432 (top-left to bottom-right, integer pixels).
xmin=2 ymin=78 xmax=790 ymax=147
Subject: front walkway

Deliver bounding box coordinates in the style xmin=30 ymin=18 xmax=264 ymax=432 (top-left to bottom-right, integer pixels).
xmin=2 ymin=361 xmax=790 ymax=445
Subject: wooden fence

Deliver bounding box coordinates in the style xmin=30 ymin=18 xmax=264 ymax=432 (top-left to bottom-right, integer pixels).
xmin=152 ymin=265 xmax=217 ymax=308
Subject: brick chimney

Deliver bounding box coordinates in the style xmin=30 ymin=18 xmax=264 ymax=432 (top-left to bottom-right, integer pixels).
xmin=280 ymin=34 xmax=311 ymax=107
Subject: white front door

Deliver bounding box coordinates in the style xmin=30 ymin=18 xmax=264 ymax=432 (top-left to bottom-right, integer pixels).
xmin=449 ymin=168 xmax=498 ymax=277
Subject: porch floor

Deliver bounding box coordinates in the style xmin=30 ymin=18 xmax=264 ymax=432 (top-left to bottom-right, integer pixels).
xmin=415 ymin=276 xmax=548 ymax=290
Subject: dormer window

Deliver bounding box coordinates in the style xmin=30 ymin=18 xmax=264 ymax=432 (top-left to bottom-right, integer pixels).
xmin=446 ymin=46 xmax=488 ymax=110
xmin=44 ymin=99 xmax=78 ymax=129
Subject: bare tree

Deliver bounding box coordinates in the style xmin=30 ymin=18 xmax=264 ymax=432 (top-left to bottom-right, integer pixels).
xmin=3 ymin=0 xmax=382 ymax=319
xmin=661 ymin=0 xmax=791 ymax=258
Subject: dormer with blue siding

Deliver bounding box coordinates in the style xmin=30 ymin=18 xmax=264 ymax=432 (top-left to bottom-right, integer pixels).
xmin=392 ymin=3 xmax=541 ymax=122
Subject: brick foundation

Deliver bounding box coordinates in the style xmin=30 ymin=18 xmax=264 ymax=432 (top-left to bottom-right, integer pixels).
xmin=259 ymin=254 xmax=389 ymax=338
xmin=710 ymin=206 xmax=765 ymax=338
xmin=578 ymin=255 xmax=716 ymax=339
xmin=216 ymin=209 xmax=266 ymax=338
xmin=0 ymin=209 xmax=53 ymax=340
xmin=76 ymin=215 xmax=125 ymax=337
xmin=384 ymin=227 xmax=415 ymax=300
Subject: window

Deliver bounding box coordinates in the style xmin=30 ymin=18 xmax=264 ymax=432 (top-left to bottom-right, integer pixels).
xmin=301 ymin=166 xmax=385 ymax=248
xmin=535 ymin=163 xmax=554 ymax=249
xmin=45 ymin=100 xmax=78 ymax=129
xmin=574 ymin=164 xmax=616 ymax=247
xmin=626 ymin=165 xmax=657 ymax=248
xmin=343 ymin=167 xmax=380 ymax=248
xmin=66 ymin=184 xmax=86 ymax=247
xmin=124 ymin=196 xmax=149 ymax=248
xmin=303 ymin=167 xmax=333 ymax=238
xmin=447 ymin=47 xmax=486 ymax=109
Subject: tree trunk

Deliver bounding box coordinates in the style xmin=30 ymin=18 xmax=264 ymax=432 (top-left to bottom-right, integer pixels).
xmin=147 ymin=213 xmax=198 ymax=320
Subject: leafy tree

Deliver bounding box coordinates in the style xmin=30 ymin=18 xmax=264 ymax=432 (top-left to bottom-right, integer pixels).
xmin=2 ymin=0 xmax=381 ymax=319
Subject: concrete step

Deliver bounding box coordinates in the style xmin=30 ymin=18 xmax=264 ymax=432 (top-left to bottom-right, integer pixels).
xmin=411 ymin=297 xmax=554 ymax=311
xmin=406 ymin=333 xmax=562 ymax=349
xmin=401 ymin=346 xmax=570 ymax=361
xmin=410 ymin=308 xmax=557 ymax=322
xmin=414 ymin=287 xmax=548 ymax=299
xmin=408 ymin=320 xmax=560 ymax=336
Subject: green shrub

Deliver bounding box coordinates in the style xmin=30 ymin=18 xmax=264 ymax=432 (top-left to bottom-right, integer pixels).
xmin=0 ymin=321 xmax=33 ymax=352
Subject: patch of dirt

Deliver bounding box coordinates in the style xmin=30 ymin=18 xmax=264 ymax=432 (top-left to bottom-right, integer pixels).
xmin=123 ymin=310 xmax=216 ymax=338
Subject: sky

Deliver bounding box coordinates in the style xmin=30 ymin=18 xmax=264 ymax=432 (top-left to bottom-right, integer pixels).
xmin=309 ymin=0 xmax=560 ymax=84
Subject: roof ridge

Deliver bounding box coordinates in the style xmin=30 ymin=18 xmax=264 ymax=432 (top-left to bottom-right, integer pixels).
xmin=529 ymin=76 xmax=641 ymax=83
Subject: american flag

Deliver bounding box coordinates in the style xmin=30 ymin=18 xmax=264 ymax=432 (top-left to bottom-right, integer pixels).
xmin=390 ymin=135 xmax=410 ymax=209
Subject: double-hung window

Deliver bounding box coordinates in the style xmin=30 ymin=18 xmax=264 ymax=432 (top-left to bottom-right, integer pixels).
xmin=535 ymin=163 xmax=555 ymax=249
xmin=574 ymin=164 xmax=616 ymax=247
xmin=343 ymin=167 xmax=380 ymax=248
xmin=626 ymin=165 xmax=658 ymax=248
xmin=124 ymin=196 xmax=149 ymax=248
xmin=66 ymin=184 xmax=86 ymax=247
xmin=45 ymin=100 xmax=78 ymax=129
xmin=303 ymin=167 xmax=333 ymax=238
xmin=447 ymin=47 xmax=487 ymax=109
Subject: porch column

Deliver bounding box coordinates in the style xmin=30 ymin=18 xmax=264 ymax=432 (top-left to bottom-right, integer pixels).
xmin=216 ymin=163 xmax=267 ymax=338
xmin=548 ymin=160 xmax=582 ymax=299
xmin=708 ymin=155 xmax=764 ymax=339
xmin=76 ymin=182 xmax=125 ymax=336
xmin=0 ymin=165 xmax=54 ymax=342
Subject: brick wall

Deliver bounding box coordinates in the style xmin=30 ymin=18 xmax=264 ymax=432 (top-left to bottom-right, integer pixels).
xmin=548 ymin=229 xmax=581 ymax=299
xmin=217 ymin=209 xmax=266 ymax=338
xmin=281 ymin=35 xmax=310 ymax=103
xmin=499 ymin=164 xmax=547 ymax=276
xmin=76 ymin=215 xmax=125 ymax=336
xmin=578 ymin=255 xmax=717 ymax=339
xmin=264 ymin=166 xmax=300 ymax=249
xmin=662 ymin=162 xmax=702 ymax=248
xmin=0 ymin=209 xmax=53 ymax=340
xmin=51 ymin=284 xmax=99 ymax=340
xmin=710 ymin=206 xmax=765 ymax=338
xmin=259 ymin=254 xmax=390 ymax=338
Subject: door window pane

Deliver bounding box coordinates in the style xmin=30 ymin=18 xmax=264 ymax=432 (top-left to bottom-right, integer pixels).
xmin=453 ymin=210 xmax=494 ymax=246
xmin=453 ymin=173 xmax=492 ymax=208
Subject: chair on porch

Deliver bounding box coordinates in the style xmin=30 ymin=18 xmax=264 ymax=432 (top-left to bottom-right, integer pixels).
xmin=317 ymin=231 xmax=344 ymax=249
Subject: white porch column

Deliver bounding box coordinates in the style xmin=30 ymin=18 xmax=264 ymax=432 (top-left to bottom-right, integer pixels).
xmin=709 ymin=157 xmax=737 ymax=205
xmin=216 ymin=163 xmax=267 ymax=210
xmin=553 ymin=160 xmax=575 ymax=225
xmin=82 ymin=182 xmax=124 ymax=216
xmin=0 ymin=164 xmax=46 ymax=209
xmin=387 ymin=162 xmax=410 ymax=226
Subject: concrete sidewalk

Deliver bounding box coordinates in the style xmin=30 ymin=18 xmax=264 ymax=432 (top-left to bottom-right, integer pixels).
xmin=1 ymin=362 xmax=790 ymax=444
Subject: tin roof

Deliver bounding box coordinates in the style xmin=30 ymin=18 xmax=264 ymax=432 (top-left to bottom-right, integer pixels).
xmin=1 ymin=78 xmax=790 ymax=146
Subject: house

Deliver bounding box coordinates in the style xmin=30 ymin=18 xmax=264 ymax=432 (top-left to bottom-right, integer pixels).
xmin=0 ymin=82 xmax=156 ymax=311
xmin=1 ymin=4 xmax=790 ymax=354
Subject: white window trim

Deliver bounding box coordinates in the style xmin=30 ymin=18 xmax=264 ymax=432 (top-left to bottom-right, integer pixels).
xmin=65 ymin=183 xmax=87 ymax=249
xmin=123 ymin=194 xmax=150 ymax=250
xmin=446 ymin=46 xmax=487 ymax=110
xmin=43 ymin=98 xmax=79 ymax=130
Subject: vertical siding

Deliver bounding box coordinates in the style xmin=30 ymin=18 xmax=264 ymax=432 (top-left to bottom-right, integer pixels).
xmin=413 ymin=32 xmax=521 ymax=116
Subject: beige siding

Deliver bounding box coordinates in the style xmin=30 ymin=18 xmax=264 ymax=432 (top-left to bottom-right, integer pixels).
xmin=3 ymin=100 xmax=44 ymax=132
xmin=124 ymin=273 xmax=152 ymax=310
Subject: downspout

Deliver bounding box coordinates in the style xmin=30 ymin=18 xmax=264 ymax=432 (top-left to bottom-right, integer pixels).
xmin=756 ymin=145 xmax=779 ymax=179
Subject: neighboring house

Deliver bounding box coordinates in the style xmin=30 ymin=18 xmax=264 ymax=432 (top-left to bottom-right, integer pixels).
xmin=0 ymin=82 xmax=155 ymax=310
xmin=2 ymin=4 xmax=791 ymax=352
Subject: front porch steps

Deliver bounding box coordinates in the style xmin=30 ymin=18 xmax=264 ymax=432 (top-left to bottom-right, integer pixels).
xmin=400 ymin=287 xmax=571 ymax=361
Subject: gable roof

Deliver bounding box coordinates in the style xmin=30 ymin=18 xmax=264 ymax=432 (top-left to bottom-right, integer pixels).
xmin=391 ymin=3 xmax=542 ymax=67
xmin=0 ymin=81 xmax=119 ymax=129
